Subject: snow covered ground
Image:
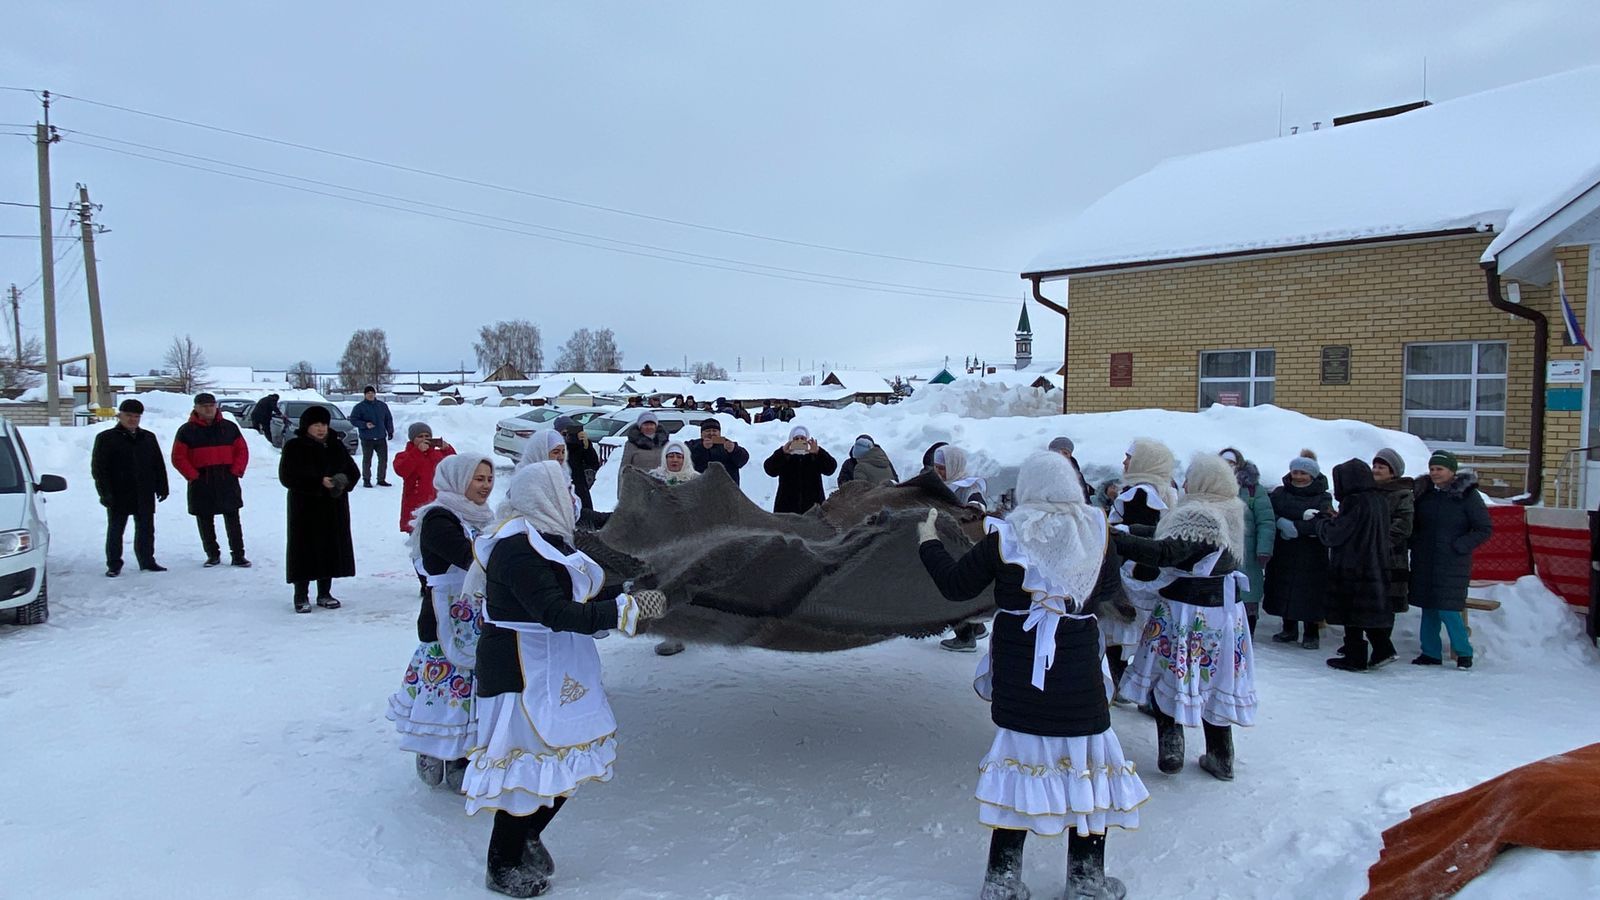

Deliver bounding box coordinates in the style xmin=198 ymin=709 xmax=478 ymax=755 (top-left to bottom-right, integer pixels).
xmin=3 ymin=392 xmax=1598 ymax=899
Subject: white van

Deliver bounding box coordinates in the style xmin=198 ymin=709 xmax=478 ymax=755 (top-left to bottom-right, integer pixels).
xmin=0 ymin=417 xmax=66 ymax=625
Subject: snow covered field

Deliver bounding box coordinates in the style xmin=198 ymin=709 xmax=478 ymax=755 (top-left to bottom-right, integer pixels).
xmin=3 ymin=391 xmax=1598 ymax=899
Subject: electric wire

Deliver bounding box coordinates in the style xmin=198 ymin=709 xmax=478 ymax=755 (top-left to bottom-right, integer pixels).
xmin=68 ymin=138 xmax=1015 ymax=306
xmin=48 ymin=90 xmax=1012 ymax=274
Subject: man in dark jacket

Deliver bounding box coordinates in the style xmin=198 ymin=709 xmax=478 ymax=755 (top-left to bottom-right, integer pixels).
xmin=689 ymin=416 xmax=750 ymax=485
xmin=249 ymin=393 xmax=280 ymax=435
xmin=1410 ymin=450 xmax=1492 ymax=668
xmin=91 ymin=398 xmax=170 ymax=576
xmin=172 ymin=392 xmax=251 ymax=568
xmin=349 ymin=385 xmax=394 ymax=488
xmin=554 ymin=416 xmax=602 ymax=512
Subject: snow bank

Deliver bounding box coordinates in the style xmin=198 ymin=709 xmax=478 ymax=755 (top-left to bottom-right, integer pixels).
xmin=897 ymin=380 xmax=1061 ymax=418
xmin=1389 ymin=576 xmax=1600 ymax=670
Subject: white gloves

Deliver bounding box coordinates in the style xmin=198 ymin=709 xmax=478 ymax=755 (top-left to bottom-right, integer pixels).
xmin=615 ymin=589 xmax=668 ymax=638
xmin=1302 ymin=508 xmax=1320 ymax=521
xmin=1276 ymin=517 xmax=1298 ymax=540
xmin=916 ymin=508 xmax=939 ymax=543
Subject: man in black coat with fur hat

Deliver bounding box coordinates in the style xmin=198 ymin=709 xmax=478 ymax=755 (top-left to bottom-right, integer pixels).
xmin=91 ymin=398 xmax=170 ymax=576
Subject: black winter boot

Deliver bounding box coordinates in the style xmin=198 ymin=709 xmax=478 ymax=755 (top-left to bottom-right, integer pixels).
xmin=980 ymin=829 xmax=1030 ymax=900
xmin=1066 ymin=830 xmax=1127 ymax=900
xmin=486 ymin=813 xmax=548 ymax=897
xmin=443 ymin=757 xmax=468 ymax=792
xmin=1154 ymin=709 xmax=1185 ymax=774
xmin=1198 ymin=722 xmax=1235 ymax=782
xmin=415 ymin=754 xmax=445 ymax=787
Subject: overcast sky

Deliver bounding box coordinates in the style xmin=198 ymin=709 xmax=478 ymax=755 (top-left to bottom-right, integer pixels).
xmin=3 ymin=2 xmax=1599 ymax=377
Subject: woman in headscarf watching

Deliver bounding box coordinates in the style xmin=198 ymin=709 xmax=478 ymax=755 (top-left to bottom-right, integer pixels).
xmin=463 ymin=461 xmax=666 ymax=897
xmin=278 ymin=405 xmax=360 ymax=613
xmin=519 ymin=429 xmax=566 ymax=468
xmin=1104 ymin=438 xmax=1177 ymax=692
xmin=648 ymin=441 xmax=698 ymax=657
xmin=1219 ymin=447 xmax=1274 ymax=636
xmin=1263 ymin=451 xmax=1334 ymax=649
xmin=1313 ymin=459 xmax=1394 ymax=672
xmin=763 ymin=425 xmax=837 ymax=514
xmin=931 ymin=444 xmax=991 ymax=652
xmin=918 ymin=451 xmax=1146 ymax=900
xmin=838 ymin=434 xmax=899 ymax=486
xmin=386 ymin=454 xmax=497 ymax=789
xmin=1112 ymin=452 xmax=1256 ymax=782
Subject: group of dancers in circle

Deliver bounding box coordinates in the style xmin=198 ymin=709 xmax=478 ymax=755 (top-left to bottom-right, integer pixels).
xmin=383 ymin=429 xmax=1259 ymax=900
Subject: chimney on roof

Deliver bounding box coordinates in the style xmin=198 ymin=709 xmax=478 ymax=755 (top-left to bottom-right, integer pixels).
xmin=1333 ymin=99 xmax=1432 ymax=127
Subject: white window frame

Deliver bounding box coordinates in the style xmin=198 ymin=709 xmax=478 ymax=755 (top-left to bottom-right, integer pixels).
xmin=1198 ymin=349 xmax=1275 ymax=410
xmin=1402 ymin=340 xmax=1508 ymax=449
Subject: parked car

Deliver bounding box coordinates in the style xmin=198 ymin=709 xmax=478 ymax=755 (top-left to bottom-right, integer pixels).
xmin=491 ymin=406 xmax=619 ymax=462
xmin=216 ymin=398 xmax=255 ymax=419
xmin=591 ymin=409 xmax=707 ymax=465
xmin=0 ymin=417 xmax=67 ymax=625
xmin=269 ymin=401 xmax=361 ymax=453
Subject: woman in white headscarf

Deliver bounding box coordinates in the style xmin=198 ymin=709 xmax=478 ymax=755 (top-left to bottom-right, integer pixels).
xmin=932 ymin=444 xmax=987 ymax=509
xmin=648 ymin=440 xmax=699 ymax=486
xmin=1112 ymin=452 xmax=1257 ymax=783
xmin=1104 ymin=438 xmax=1178 ymax=696
xmin=386 ymin=454 xmax=497 ymax=790
xmin=762 ymin=424 xmax=837 ymax=514
xmin=919 ymin=452 xmax=1146 ymax=900
xmin=519 ymin=429 xmax=566 ymax=468
xmin=464 ymin=461 xmax=666 ymax=897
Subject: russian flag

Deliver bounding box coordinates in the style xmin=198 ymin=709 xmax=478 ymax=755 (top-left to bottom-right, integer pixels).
xmin=1559 ymin=261 xmax=1591 ymax=350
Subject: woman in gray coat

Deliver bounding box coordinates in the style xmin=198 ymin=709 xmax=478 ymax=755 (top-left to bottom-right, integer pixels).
xmin=1221 ymin=448 xmax=1274 ymax=636
xmin=1409 ymin=450 xmax=1491 ymax=668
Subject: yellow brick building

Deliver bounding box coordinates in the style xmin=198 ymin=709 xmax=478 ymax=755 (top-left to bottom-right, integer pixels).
xmin=1022 ymin=67 xmax=1600 ymax=505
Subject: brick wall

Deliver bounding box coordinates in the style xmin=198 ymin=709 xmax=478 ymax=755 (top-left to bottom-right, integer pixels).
xmin=1060 ymin=234 xmax=1591 ymax=500
xmin=0 ymin=403 xmax=75 ymax=427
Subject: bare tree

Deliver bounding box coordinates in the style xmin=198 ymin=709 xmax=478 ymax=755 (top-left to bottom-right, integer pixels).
xmin=690 ymin=360 xmax=729 ymax=381
xmin=591 ymin=328 xmax=622 ymax=371
xmin=287 ymin=360 xmax=318 ymax=390
xmin=554 ymin=328 xmax=595 ymax=372
xmin=163 ymin=334 xmax=210 ymax=393
xmin=474 ymin=320 xmax=543 ymax=374
xmin=0 ymin=336 xmax=42 ymax=396
xmin=318 ymin=376 xmax=339 ymax=397
xmin=338 ymin=328 xmax=391 ymax=392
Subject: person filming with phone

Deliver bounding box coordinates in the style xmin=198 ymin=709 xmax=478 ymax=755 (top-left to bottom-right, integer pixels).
xmin=689 ymin=416 xmax=750 ymax=485
xmin=763 ymin=425 xmax=837 ymax=514
xmin=393 ymin=421 xmax=457 ymax=534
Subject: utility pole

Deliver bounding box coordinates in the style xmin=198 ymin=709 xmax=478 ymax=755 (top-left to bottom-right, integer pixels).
xmin=35 ymin=96 xmax=61 ymax=424
xmin=77 ymin=184 xmax=113 ymax=411
xmin=6 ymin=285 xmax=20 ymax=370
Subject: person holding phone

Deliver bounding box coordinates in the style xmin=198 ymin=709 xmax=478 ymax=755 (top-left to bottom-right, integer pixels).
xmin=393 ymin=420 xmax=457 ymax=534
xmin=688 ymin=416 xmax=750 ymax=485
xmin=763 ymin=425 xmax=837 ymax=514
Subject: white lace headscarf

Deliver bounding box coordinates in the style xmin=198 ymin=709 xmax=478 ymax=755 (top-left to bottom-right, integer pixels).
xmin=650 ymin=440 xmax=699 ymax=485
xmin=405 ymin=454 xmax=496 ymax=555
xmin=1008 ymin=451 xmax=1108 ymax=612
xmin=517 ymin=429 xmax=566 ymax=471
xmin=498 ymin=460 xmax=577 ymax=543
xmin=1155 ymin=452 xmax=1247 ymax=560
xmin=1123 ymin=438 xmax=1178 ymax=509
xmin=934 ymin=445 xmax=986 ymax=502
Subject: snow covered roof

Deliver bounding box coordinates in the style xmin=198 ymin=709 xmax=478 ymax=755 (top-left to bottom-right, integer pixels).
xmin=821 ymin=371 xmax=896 ymax=394
xmin=1484 ymin=161 xmax=1600 ymax=284
xmin=1025 ymin=65 xmax=1600 ymax=277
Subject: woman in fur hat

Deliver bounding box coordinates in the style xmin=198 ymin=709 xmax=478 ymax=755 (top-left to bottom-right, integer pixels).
xmin=1105 ymin=438 xmax=1178 ymax=690
xmin=386 ymin=454 xmax=496 ymax=789
xmin=919 ymin=451 xmax=1146 ymax=900
xmin=1370 ymin=448 xmax=1416 ymax=628
xmin=1263 ymin=451 xmax=1334 ymax=648
xmin=1112 ymin=452 xmax=1257 ymax=782
xmin=463 ymin=461 xmax=667 ymax=897
xmin=278 ymin=404 xmax=360 ymax=613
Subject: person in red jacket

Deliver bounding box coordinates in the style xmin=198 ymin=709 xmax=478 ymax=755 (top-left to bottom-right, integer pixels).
xmin=171 ymin=392 xmax=251 ymax=567
xmin=393 ymin=420 xmax=457 ymax=533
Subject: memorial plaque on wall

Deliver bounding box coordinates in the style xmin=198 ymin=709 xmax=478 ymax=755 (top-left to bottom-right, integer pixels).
xmin=1109 ymin=353 xmax=1133 ymax=387
xmin=1320 ymin=345 xmax=1351 ymax=385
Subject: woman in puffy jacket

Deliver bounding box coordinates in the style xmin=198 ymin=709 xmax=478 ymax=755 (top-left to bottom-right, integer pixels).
xmin=1262 ymin=451 xmax=1333 ymax=649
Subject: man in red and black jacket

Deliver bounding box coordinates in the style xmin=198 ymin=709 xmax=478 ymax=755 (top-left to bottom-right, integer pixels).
xmin=172 ymin=392 xmax=252 ymax=568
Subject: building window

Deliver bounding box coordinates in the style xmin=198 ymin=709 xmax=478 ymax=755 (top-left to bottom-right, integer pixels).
xmin=1199 ymin=349 xmax=1275 ymax=409
xmin=1402 ymin=341 xmax=1507 ymax=448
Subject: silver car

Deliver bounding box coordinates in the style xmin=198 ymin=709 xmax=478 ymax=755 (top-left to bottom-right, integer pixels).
xmin=492 ymin=407 xmax=619 ymax=462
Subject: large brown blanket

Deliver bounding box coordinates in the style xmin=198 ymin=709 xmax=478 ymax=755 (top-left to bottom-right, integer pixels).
xmin=573 ymin=466 xmax=996 ymax=651
xmin=1364 ymin=741 xmax=1600 ymax=900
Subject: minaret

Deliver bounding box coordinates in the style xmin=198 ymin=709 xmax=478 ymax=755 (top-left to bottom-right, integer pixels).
xmin=1014 ymin=300 xmax=1033 ymax=370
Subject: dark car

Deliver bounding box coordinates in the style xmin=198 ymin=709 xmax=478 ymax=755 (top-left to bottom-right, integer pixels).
xmin=269 ymin=401 xmax=360 ymax=454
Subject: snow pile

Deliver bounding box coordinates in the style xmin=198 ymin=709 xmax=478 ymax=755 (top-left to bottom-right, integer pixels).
xmin=898 ymin=379 xmax=1061 ymax=419
xmin=1402 ymin=576 xmax=1600 ymax=668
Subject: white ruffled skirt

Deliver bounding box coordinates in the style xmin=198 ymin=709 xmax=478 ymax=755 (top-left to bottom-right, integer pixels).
xmin=462 ymin=692 xmax=618 ymax=817
xmin=385 ymin=642 xmax=477 ymax=761
xmin=976 ymin=728 xmax=1149 ymax=836
xmin=1121 ymin=597 xmax=1258 ymax=728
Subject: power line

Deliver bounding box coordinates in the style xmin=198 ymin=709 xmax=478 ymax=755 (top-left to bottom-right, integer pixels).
xmin=15 ymin=238 xmax=81 ymax=294
xmin=50 ymin=90 xmax=1012 ymax=274
xmin=0 ymin=234 xmax=78 ymax=239
xmin=69 ymin=138 xmax=1014 ymax=306
xmin=64 ymin=129 xmax=1012 ymax=303
xmin=0 ymin=200 xmax=73 ymax=210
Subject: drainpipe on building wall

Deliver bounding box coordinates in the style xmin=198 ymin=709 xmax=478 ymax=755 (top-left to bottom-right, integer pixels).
xmin=1029 ymin=276 xmax=1069 ymax=413
xmin=1482 ymin=262 xmax=1546 ymax=505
